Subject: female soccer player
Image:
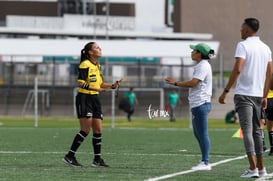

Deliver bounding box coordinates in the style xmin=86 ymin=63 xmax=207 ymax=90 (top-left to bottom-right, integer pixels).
xmin=63 ymin=42 xmax=122 ymax=167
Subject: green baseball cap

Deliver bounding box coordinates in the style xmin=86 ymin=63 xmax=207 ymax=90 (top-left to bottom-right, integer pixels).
xmin=190 ymin=43 xmax=212 ymax=56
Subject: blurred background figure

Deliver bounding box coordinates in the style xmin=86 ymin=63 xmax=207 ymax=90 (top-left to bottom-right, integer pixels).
xmin=167 ymin=89 xmax=181 ymax=122
xmin=225 ymin=110 xmax=239 ymax=124
xmin=124 ymin=87 xmax=138 ymax=121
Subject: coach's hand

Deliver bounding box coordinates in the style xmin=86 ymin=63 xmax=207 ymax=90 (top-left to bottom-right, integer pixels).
xmin=165 ymin=77 xmax=175 ymax=85
xmin=218 ymin=92 xmax=227 ymax=104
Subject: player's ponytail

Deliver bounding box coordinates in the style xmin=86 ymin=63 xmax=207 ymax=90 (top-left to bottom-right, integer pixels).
xmin=202 ymin=49 xmax=215 ymax=60
xmin=80 ymin=42 xmax=95 ymax=63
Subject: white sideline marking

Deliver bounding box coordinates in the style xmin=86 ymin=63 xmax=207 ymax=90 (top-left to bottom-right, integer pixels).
xmin=144 ymin=155 xmax=247 ymax=181
xmin=0 ymin=151 xmax=66 ymax=154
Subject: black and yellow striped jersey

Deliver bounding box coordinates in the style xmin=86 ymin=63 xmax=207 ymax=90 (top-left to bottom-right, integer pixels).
xmin=77 ymin=59 xmax=103 ymax=95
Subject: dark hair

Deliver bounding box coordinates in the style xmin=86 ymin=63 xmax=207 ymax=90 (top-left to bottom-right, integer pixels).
xmin=244 ymin=18 xmax=259 ymax=32
xmin=201 ymin=49 xmax=215 ymax=60
xmin=80 ymin=42 xmax=95 ymax=63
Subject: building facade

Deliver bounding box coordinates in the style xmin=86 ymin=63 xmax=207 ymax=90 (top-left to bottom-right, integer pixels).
xmin=173 ymin=0 xmax=273 ymax=70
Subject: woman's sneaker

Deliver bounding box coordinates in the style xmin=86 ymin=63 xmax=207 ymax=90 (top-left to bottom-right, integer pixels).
xmin=191 ymin=161 xmax=211 ymax=171
xmin=240 ymin=168 xmax=259 ymax=178
xmin=259 ymin=167 xmax=267 ymax=177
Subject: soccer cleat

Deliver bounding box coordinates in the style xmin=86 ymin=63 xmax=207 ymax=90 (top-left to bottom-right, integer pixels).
xmin=191 ymin=161 xmax=211 ymax=171
xmin=63 ymin=155 xmax=82 ymax=167
xmin=91 ymin=158 xmax=110 ymax=167
xmin=240 ymin=168 xmax=259 ymax=178
xmin=259 ymin=167 xmax=267 ymax=177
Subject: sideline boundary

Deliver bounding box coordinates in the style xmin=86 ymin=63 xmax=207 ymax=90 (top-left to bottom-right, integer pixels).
xmin=145 ymin=151 xmax=273 ymax=181
xmin=0 ymin=151 xmax=238 ymax=158
xmin=144 ymin=155 xmax=250 ymax=181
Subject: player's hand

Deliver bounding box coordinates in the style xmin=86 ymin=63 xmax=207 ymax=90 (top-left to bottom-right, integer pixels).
xmin=112 ymin=79 xmax=123 ymax=89
xmin=116 ymin=79 xmax=123 ymax=86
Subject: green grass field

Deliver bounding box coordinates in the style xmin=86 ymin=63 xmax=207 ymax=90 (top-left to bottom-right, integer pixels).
xmin=0 ymin=116 xmax=272 ymax=181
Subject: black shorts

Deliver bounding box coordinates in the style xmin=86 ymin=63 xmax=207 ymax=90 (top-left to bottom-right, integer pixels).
xmin=265 ymin=98 xmax=273 ymax=121
xmin=75 ymin=93 xmax=103 ymax=119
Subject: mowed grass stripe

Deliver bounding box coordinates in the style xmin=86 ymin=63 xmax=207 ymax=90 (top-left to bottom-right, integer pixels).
xmin=0 ymin=150 xmax=237 ymax=158
xmin=0 ymin=116 xmax=241 ymax=129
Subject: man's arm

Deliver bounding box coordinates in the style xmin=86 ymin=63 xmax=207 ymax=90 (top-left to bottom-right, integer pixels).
xmin=263 ymin=61 xmax=272 ymax=98
xmin=262 ymin=61 xmax=272 ymax=109
xmin=219 ymin=57 xmax=245 ymax=104
xmin=270 ymin=75 xmax=273 ymax=90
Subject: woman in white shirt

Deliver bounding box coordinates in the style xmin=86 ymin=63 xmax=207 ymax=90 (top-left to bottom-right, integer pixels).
xmin=165 ymin=43 xmax=214 ymax=171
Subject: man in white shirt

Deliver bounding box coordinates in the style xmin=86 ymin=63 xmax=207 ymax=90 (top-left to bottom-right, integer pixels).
xmin=219 ymin=18 xmax=272 ymax=178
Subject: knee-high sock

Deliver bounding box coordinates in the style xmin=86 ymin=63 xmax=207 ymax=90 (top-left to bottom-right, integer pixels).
xmin=93 ymin=133 xmax=102 ymax=161
xmin=67 ymin=130 xmax=87 ymax=157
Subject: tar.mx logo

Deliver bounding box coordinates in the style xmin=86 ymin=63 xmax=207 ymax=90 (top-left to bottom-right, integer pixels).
xmin=147 ymin=104 xmax=169 ymax=119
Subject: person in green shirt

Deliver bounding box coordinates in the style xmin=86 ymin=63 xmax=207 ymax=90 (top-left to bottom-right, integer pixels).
xmin=167 ymin=89 xmax=181 ymax=122
xmin=225 ymin=110 xmax=239 ymax=124
xmin=124 ymin=87 xmax=138 ymax=121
